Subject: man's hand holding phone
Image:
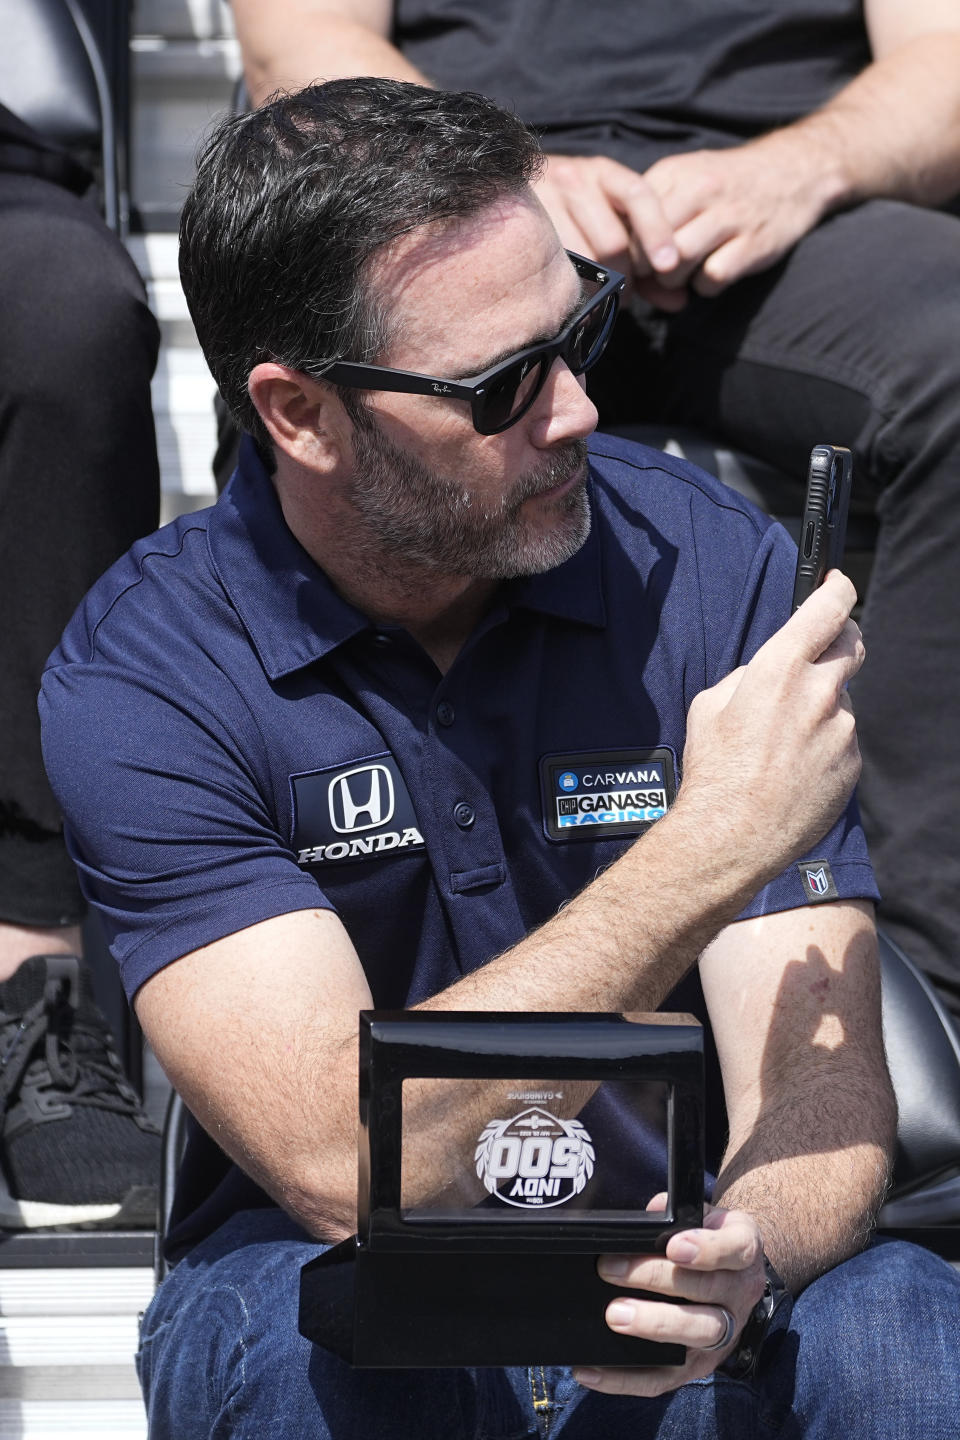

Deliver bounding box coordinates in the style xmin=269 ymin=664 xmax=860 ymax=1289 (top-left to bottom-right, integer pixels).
xmin=675 ymin=568 xmax=864 ymax=887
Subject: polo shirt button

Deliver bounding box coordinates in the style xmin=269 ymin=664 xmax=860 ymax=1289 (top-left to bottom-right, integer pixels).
xmin=453 ymin=802 xmax=475 ymax=829
xmin=372 ymin=632 xmax=392 ymax=648
xmin=436 ymin=701 xmax=456 ymax=727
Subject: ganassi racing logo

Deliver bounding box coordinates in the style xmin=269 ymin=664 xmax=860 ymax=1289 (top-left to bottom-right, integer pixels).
xmin=474 ymin=1107 xmax=595 ymax=1208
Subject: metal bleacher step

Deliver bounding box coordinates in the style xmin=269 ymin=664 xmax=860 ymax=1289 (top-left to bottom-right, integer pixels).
xmin=129 ymin=0 xmax=239 ymax=524
xmin=0 ymin=1237 xmax=155 ymax=1439
xmin=0 ymin=1402 xmax=147 ymax=1438
xmin=131 ymin=0 xmax=239 ymax=233
xmin=127 ymin=232 xmax=219 ymax=524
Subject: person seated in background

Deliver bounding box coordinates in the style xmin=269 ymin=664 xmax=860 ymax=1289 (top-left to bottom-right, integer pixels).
xmin=39 ymin=78 xmax=960 ymax=1439
xmin=0 ymin=99 xmax=162 ymax=1228
xmin=228 ymin=0 xmax=960 ymax=1037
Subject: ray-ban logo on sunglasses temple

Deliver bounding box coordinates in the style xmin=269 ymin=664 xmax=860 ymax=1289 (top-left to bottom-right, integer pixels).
xmin=316 ymin=252 xmax=625 ymax=435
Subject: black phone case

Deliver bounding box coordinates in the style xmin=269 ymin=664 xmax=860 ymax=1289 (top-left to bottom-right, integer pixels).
xmin=791 ymin=445 xmax=853 ymax=612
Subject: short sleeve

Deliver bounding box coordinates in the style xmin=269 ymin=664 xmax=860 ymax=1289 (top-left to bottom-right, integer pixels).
xmin=40 ymin=660 xmax=333 ymax=1000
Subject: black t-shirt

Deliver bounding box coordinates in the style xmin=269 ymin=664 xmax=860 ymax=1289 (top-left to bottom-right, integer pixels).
xmin=393 ymin=0 xmax=870 ymax=171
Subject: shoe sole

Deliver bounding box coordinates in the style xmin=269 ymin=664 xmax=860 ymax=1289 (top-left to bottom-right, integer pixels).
xmin=0 ymin=1182 xmax=157 ymax=1230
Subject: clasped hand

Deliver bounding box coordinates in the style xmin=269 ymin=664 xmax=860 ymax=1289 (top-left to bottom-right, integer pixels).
xmin=536 ymin=132 xmax=827 ymax=307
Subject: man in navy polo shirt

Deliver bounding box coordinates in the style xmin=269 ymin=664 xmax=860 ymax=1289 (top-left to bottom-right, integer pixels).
xmin=40 ymin=80 xmax=960 ymax=1439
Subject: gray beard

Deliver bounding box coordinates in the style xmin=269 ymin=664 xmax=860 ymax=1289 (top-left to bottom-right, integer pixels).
xmin=348 ymin=418 xmax=591 ymax=580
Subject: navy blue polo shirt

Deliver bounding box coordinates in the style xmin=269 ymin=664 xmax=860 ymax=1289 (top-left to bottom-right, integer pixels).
xmin=40 ymin=433 xmax=878 ymax=1251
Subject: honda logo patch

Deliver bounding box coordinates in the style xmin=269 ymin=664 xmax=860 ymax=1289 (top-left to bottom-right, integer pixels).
xmin=329 ymin=763 xmax=395 ymax=833
xmin=291 ymin=754 xmax=424 ymax=867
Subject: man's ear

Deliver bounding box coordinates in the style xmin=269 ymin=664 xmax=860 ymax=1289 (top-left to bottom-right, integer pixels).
xmin=247 ymin=362 xmax=348 ymax=469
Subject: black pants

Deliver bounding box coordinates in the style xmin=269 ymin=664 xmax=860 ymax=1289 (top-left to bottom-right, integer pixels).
xmin=0 ymin=172 xmax=160 ymax=927
xmin=591 ymin=197 xmax=960 ymax=1024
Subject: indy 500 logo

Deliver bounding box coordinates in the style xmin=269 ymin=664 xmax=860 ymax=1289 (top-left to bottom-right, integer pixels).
xmin=474 ymin=1107 xmax=595 ymax=1208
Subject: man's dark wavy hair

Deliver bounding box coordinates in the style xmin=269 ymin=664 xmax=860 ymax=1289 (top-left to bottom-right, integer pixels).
xmin=179 ymin=78 xmax=544 ymax=452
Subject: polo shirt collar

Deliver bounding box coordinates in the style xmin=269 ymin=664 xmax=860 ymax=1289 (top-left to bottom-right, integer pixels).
xmin=208 ymin=436 xmax=607 ymax=681
xmin=208 ymin=438 xmax=369 ymax=680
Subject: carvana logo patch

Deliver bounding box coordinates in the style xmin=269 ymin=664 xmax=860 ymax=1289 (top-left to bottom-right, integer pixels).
xmin=539 ymin=748 xmax=677 ymax=843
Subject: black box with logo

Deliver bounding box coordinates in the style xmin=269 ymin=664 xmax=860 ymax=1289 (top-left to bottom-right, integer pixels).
xmin=298 ymin=1011 xmax=704 ymax=1367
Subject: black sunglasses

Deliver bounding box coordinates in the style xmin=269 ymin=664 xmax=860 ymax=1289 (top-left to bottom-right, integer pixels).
xmin=317 ymin=251 xmax=625 ymax=436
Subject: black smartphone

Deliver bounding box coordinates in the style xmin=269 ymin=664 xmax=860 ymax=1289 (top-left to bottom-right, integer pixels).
xmin=791 ymin=444 xmax=853 ymax=612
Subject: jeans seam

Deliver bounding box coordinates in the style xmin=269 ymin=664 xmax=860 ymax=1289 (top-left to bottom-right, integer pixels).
xmin=213 ymin=1284 xmax=252 ymax=1432
xmin=529 ymin=1365 xmax=552 ymax=1439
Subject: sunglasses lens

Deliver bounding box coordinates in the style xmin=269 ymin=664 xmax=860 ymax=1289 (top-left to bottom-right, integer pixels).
xmin=473 ymin=278 xmax=620 ymax=433
xmin=568 ymin=292 xmax=618 ymax=373
xmin=480 ymin=353 xmax=546 ymax=433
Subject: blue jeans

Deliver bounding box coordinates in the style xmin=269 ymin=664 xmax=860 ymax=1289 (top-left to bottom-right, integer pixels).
xmin=137 ymin=1209 xmax=960 ymax=1439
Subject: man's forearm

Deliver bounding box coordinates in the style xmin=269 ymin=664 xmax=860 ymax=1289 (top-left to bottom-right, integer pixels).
xmin=300 ymin=775 xmax=844 ymax=1238
xmin=713 ymin=1098 xmax=895 ymax=1294
xmin=384 ymin=803 xmax=775 ymax=1222
xmin=753 ymin=33 xmax=960 ymax=221
xmin=419 ymin=803 xmax=768 ymax=1019
xmin=233 ymin=803 xmax=770 ymax=1241
xmin=231 ymin=3 xmax=425 ymax=107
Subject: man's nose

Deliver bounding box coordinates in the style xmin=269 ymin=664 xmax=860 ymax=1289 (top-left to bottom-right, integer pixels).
xmin=528 ymin=358 xmax=598 ymax=447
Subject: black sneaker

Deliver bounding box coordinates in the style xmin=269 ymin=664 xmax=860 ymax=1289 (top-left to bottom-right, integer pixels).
xmin=0 ymin=954 xmax=161 ymax=1229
